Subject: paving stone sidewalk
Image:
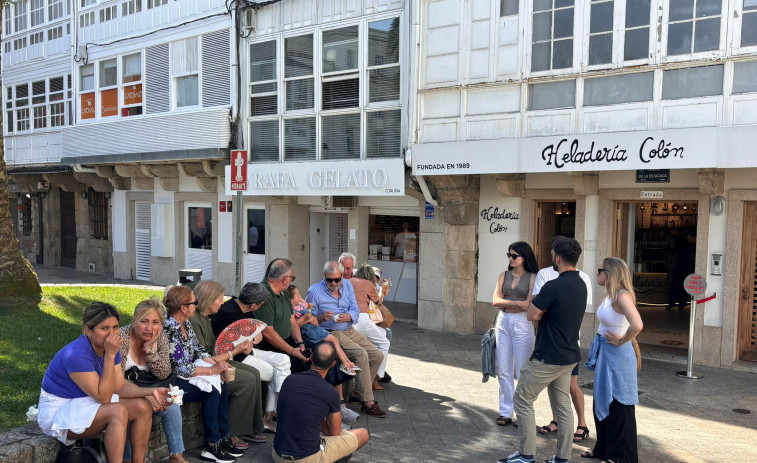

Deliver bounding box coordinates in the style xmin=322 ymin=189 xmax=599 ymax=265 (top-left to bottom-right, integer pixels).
xmin=193 ymin=321 xmax=757 ymax=463
xmin=32 ymin=265 xmax=757 ymax=462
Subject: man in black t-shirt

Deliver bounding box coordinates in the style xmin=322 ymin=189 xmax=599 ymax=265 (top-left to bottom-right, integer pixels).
xmin=499 ymin=237 xmax=588 ymax=463
xmin=272 ymin=341 xmax=369 ymax=463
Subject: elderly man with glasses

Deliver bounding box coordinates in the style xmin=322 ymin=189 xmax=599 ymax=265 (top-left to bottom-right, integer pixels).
xmin=252 ymin=258 xmax=310 ymax=373
xmin=306 ymin=261 xmax=386 ymax=418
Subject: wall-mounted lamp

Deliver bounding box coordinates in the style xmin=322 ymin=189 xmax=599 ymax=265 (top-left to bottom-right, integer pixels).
xmin=25 ymin=193 xmax=31 ymax=199
xmin=80 ymin=192 xmax=88 ymax=200
xmin=711 ymin=196 xmax=726 ymax=216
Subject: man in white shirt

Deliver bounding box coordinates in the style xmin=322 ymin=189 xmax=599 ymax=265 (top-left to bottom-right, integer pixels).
xmin=532 ymin=244 xmax=593 ymax=443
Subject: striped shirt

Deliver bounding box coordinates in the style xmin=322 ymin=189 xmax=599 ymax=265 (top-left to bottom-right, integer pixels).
xmin=305 ymin=279 xmax=360 ymax=332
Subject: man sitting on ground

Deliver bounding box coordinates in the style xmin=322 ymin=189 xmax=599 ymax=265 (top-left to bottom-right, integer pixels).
xmin=272 ymin=341 xmax=369 ymax=463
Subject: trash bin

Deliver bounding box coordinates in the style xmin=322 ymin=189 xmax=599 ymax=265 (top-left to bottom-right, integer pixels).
xmin=177 ymin=268 xmax=202 ymax=290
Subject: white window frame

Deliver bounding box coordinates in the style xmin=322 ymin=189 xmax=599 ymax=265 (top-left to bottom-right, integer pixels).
xmin=79 ymin=63 xmax=96 ymax=122
xmin=30 ymin=31 xmax=44 ymax=45
xmin=660 ymin=0 xmax=727 ymax=63
xmin=32 ymin=80 xmax=47 ymax=129
xmin=730 ymin=0 xmax=757 ymax=56
xmin=30 ymin=0 xmax=45 ymax=27
xmin=48 ymin=0 xmax=66 ymax=22
xmin=121 ymin=52 xmax=144 ymax=117
xmin=80 ymin=0 xmax=96 ymax=8
xmin=15 ymin=84 xmax=31 ymax=132
xmin=98 ymin=58 xmax=118 ymax=118
xmin=121 ymin=0 xmax=142 ymax=17
xmin=79 ymin=11 xmax=95 ymax=27
xmin=171 ymin=37 xmax=201 ymax=110
xmin=4 ymin=5 xmax=12 ymax=36
xmin=525 ymin=0 xmax=581 ymax=77
xmin=15 ymin=0 xmax=29 ymax=32
xmin=99 ymin=4 xmax=117 ymax=23
xmin=49 ymin=76 xmax=67 ymax=127
xmin=147 ymin=0 xmax=167 ymax=9
xmin=246 ymin=12 xmax=403 ymax=163
xmin=48 ymin=25 xmax=64 ymax=41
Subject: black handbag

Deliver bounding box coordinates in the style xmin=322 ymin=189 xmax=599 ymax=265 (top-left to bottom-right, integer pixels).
xmin=54 ymin=439 xmax=107 ymax=463
xmin=123 ymin=365 xmax=178 ymax=388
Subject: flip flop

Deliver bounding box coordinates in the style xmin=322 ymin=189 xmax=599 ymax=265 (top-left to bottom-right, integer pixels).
xmin=580 ymin=450 xmax=598 ymax=459
xmin=495 ymin=416 xmax=514 ymax=426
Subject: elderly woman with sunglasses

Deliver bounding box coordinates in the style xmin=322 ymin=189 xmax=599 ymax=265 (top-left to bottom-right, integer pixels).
xmin=492 ymin=242 xmax=539 ymax=427
xmin=581 ymin=258 xmax=643 ymax=463
xmin=163 ymin=286 xmax=240 ymax=463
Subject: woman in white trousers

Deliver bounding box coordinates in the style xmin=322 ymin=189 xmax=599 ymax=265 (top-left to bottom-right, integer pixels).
xmin=350 ymin=264 xmax=392 ymax=389
xmin=492 ymin=241 xmax=539 ymax=426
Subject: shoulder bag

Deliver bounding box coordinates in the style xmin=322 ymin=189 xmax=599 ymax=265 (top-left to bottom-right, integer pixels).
xmin=367 ymin=299 xmax=384 ymax=323
xmin=54 ymin=439 xmax=107 ymax=463
xmin=376 ymin=303 xmax=395 ymax=328
xmin=124 ymin=365 xmax=178 ymax=388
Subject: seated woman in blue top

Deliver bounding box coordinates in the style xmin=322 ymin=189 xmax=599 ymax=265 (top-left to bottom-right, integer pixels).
xmin=38 ymin=302 xmax=169 ymax=463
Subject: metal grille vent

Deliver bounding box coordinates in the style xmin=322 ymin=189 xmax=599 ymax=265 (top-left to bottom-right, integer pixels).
xmin=202 ymin=30 xmax=230 ymax=107
xmin=145 ymin=43 xmax=170 ymax=114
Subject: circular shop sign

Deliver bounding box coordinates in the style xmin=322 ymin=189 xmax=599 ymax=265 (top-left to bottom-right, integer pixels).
xmin=683 ymin=273 xmax=707 ymax=297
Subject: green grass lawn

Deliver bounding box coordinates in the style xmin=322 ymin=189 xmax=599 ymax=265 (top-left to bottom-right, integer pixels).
xmin=0 ymin=286 xmax=164 ymax=433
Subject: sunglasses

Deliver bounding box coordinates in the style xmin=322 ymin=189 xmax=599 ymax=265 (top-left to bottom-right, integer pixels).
xmin=506 ymin=253 xmax=521 ymax=259
xmin=597 ymin=268 xmax=606 ymax=275
xmin=284 ymin=274 xmax=296 ymax=282
xmin=325 ymin=277 xmax=342 ymax=283
xmin=185 ymin=300 xmax=198 ymax=307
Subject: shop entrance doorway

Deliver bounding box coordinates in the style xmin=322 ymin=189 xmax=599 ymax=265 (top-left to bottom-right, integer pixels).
xmin=534 ymin=201 xmax=576 ymax=269
xmin=612 ymin=201 xmax=697 ymax=350
xmin=737 ymin=202 xmax=757 ymax=362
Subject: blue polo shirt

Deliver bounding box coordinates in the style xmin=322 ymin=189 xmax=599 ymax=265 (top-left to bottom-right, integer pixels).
xmin=305 ymin=279 xmax=360 ymax=331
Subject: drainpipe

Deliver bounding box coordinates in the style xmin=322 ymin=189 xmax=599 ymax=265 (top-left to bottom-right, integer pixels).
xmin=406 ymin=0 xmax=438 ymax=208
xmin=38 ymin=193 xmax=44 ymax=264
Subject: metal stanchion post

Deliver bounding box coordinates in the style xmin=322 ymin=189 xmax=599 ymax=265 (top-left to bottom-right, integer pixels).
xmin=676 ymin=274 xmax=704 ymax=379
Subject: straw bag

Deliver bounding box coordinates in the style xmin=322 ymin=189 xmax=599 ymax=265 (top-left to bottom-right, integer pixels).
xmin=368 ymin=300 xmax=384 ymax=323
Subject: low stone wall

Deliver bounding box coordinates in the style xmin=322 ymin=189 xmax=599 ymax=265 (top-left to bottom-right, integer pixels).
xmin=0 ymin=403 xmax=205 ymax=463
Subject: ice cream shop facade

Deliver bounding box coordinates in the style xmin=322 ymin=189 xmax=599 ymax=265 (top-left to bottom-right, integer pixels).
xmin=411 ymin=125 xmax=757 ymax=370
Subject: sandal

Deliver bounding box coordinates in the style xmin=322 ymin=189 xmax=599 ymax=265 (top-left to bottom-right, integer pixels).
xmin=241 ymin=433 xmax=267 ymax=443
xmin=573 ymin=426 xmax=590 ymax=442
xmin=539 ymin=420 xmax=558 ymax=434
xmin=495 ymin=416 xmax=514 ymax=426
xmin=580 ymin=450 xmax=598 ymax=459
xmin=229 ymin=436 xmax=249 ymax=449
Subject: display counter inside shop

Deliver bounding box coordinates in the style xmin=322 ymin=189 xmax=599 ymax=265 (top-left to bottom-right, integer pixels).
xmin=367 ymin=259 xmax=417 ymax=304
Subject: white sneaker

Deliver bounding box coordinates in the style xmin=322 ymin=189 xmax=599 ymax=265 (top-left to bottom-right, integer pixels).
xmin=340 ymin=421 xmax=352 ymax=430
xmin=340 ymin=404 xmax=360 ymax=424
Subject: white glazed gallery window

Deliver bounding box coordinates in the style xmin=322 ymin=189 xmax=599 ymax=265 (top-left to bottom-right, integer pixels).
xmin=528 ymin=80 xmax=576 ymax=110
xmin=99 ymin=58 xmax=118 ymax=118
xmin=666 ymin=0 xmax=722 ymax=56
xmin=48 ymin=25 xmax=63 ymax=41
xmin=32 ymin=80 xmax=46 ymax=129
xmin=624 ymin=0 xmax=652 ymax=61
xmin=733 ymin=60 xmax=757 ymax=94
xmin=366 ymin=17 xmax=400 ymax=158
xmin=742 ymin=0 xmax=757 ymax=47
xmin=14 ymin=37 xmax=28 ymax=50
xmin=31 ymin=0 xmax=45 ymax=27
xmin=5 ymin=87 xmax=13 ymax=135
xmin=4 ymin=5 xmax=11 ymax=35
xmin=15 ymin=0 xmax=28 ymax=32
xmin=80 ymin=63 xmax=95 ymax=91
xmin=49 ymin=76 xmax=66 ymax=126
xmin=172 ymin=37 xmax=199 ymax=108
xmin=588 ymin=0 xmax=613 ymax=66
xmin=30 ymin=31 xmax=44 ymax=45
xmin=584 ymin=72 xmax=654 ymax=106
xmin=48 ymin=0 xmax=65 ymax=21
xmin=284 ymin=34 xmax=315 ymax=162
xmin=16 ymin=84 xmax=30 ymax=132
xmin=249 ymin=40 xmax=279 ymax=163
xmin=99 ymin=5 xmax=116 ymax=22
xmin=500 ymin=0 xmax=518 ymax=17
xmin=122 ymin=52 xmax=143 ymax=116
xmin=121 ymin=0 xmax=141 ymax=17
xmin=79 ymin=11 xmax=94 ymax=27
xmin=321 ymin=25 xmax=360 ymax=161
xmin=81 ymin=0 xmax=96 ymax=7
xmin=531 ymin=0 xmax=574 ymax=72
xmin=147 ymin=0 xmax=167 ymax=8
xmin=661 ymin=65 xmax=723 ymax=99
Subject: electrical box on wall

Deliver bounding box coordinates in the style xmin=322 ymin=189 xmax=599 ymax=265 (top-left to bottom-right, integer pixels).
xmin=151 ymin=203 xmax=174 ymax=257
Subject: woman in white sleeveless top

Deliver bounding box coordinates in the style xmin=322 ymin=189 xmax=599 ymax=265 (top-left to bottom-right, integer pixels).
xmin=582 ymin=257 xmax=643 ymax=463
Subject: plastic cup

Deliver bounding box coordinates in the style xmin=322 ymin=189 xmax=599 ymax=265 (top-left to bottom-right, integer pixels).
xmin=225 ymin=366 xmax=236 ymax=382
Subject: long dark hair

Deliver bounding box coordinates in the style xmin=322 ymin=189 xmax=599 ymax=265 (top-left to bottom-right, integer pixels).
xmin=508 ymin=241 xmax=539 ymax=273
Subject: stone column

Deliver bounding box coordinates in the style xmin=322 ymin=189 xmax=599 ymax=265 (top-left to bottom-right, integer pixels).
xmin=347 ymin=206 xmax=369 ymax=264
xmin=418 ymin=175 xmax=480 ymax=334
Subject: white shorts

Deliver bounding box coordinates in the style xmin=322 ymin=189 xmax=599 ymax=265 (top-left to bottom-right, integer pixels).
xmin=37 ymin=389 xmax=118 ymax=445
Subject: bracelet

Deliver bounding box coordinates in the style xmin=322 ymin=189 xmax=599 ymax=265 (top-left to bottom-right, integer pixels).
xmin=297 ymin=341 xmax=305 ymax=346
xmin=228 ymin=351 xmax=233 ymax=361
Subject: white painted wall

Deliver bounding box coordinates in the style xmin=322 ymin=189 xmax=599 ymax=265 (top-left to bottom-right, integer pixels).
xmin=476 ymin=175 xmax=522 ymax=302
xmin=112 ymin=189 xmax=128 ymax=253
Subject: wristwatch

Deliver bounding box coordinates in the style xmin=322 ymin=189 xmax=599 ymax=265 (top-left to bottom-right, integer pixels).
xmin=297 ymin=341 xmax=305 ymax=347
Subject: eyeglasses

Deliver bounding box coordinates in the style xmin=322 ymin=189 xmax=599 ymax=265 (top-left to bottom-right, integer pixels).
xmin=185 ymin=300 xmax=198 ymax=307
xmin=506 ymin=253 xmax=521 ymax=260
xmin=284 ymin=274 xmax=296 ymax=282
xmin=597 ymin=268 xmax=606 ymax=276
xmin=325 ymin=277 xmax=342 ymax=283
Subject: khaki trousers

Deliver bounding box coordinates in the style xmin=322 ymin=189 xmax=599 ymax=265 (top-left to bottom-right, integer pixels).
xmin=271 ymin=430 xmax=358 ymax=463
xmin=513 ymin=358 xmax=575 ymax=460
xmin=331 ymin=327 xmax=384 ymax=403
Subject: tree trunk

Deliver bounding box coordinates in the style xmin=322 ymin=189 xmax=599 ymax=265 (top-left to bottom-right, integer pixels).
xmin=0 ymin=4 xmax=42 ymax=301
